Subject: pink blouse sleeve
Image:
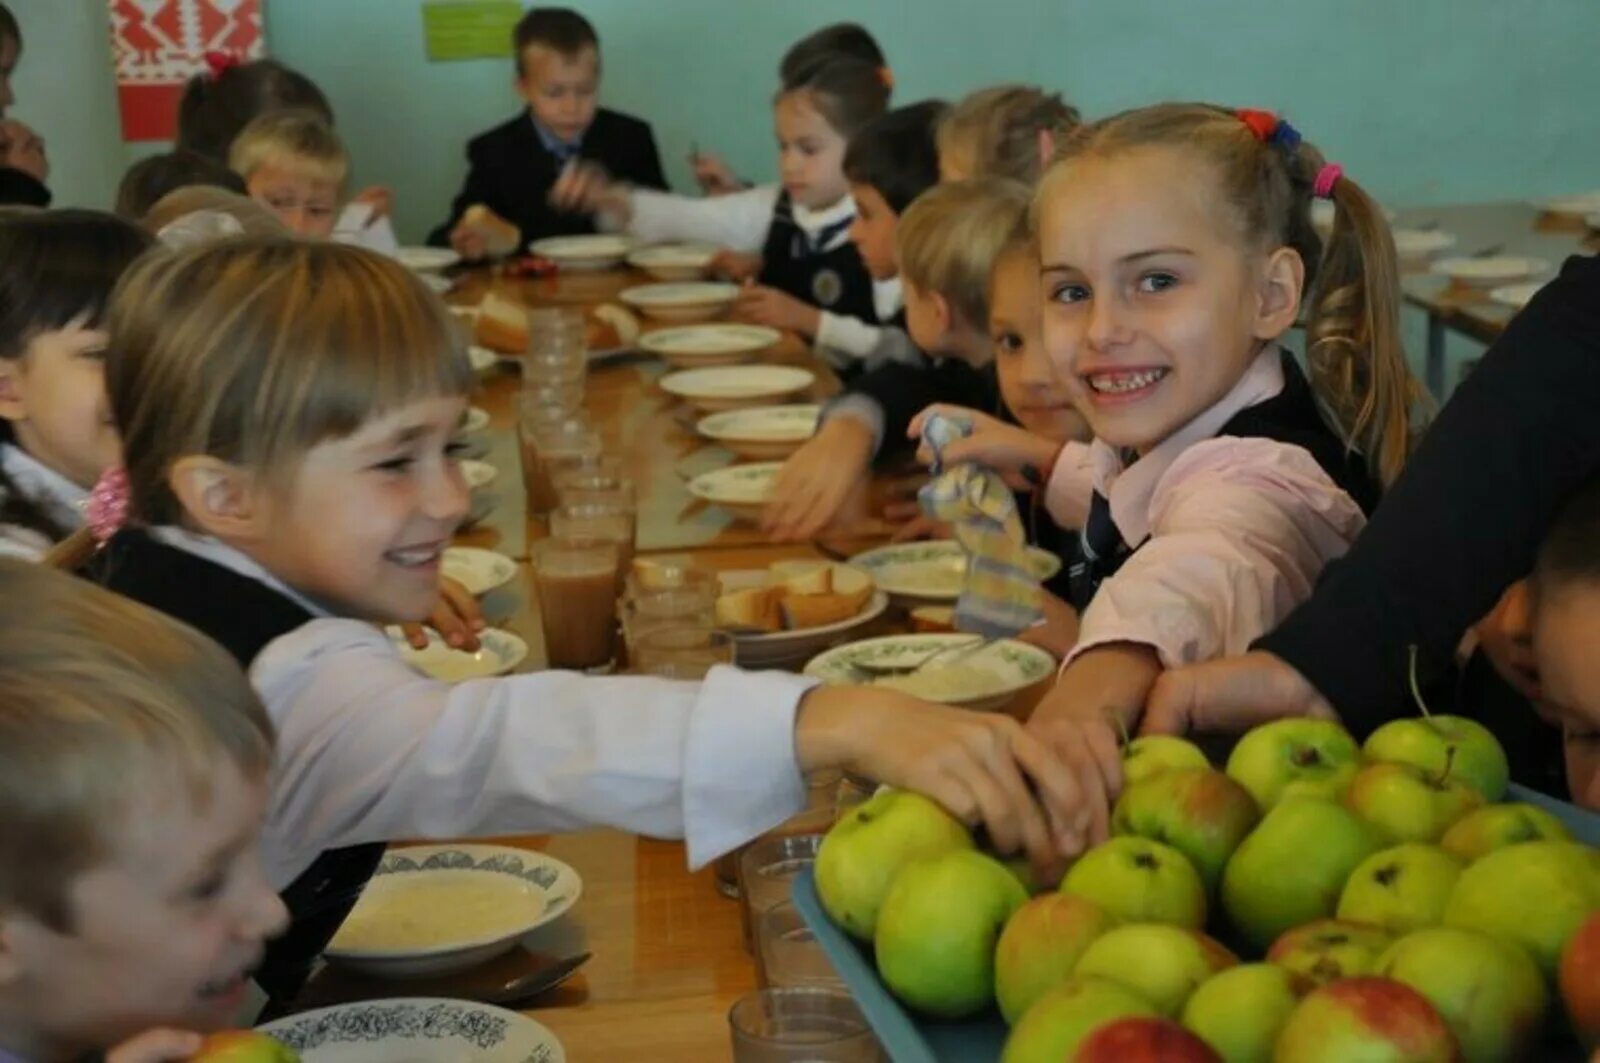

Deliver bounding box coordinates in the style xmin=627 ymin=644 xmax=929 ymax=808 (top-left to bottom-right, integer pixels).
xmin=1066 ymin=437 xmax=1367 ymax=668
xmin=1043 ymin=441 xmax=1097 ymax=530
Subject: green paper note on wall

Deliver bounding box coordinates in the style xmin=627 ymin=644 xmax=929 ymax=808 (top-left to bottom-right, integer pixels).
xmin=422 ymin=0 xmax=522 ymax=62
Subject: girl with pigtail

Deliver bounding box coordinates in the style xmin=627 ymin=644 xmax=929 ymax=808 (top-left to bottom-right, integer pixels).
xmin=920 ymin=102 xmax=1424 ymax=833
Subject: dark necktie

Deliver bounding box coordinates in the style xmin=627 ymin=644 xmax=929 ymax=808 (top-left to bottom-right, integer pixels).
xmin=1068 ymin=490 xmax=1129 ymax=610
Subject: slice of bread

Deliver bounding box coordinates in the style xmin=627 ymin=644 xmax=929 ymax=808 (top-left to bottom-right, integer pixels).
xmin=462 ymin=204 xmax=520 ymax=257
xmin=715 ymin=586 xmax=782 ymax=633
xmin=475 ymin=290 xmax=528 ymax=353
xmin=780 ymin=592 xmax=862 ymax=630
xmin=591 ymin=303 xmax=640 ymax=348
xmin=778 ymin=564 xmax=833 ymax=597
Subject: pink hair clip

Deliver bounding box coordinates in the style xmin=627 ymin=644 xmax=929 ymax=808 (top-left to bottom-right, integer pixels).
xmin=86 ymin=466 xmax=130 ymax=544
xmin=1313 ymin=163 xmax=1343 ymax=200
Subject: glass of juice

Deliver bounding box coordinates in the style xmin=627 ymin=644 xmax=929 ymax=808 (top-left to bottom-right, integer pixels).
xmin=531 ymin=535 xmax=621 ymax=673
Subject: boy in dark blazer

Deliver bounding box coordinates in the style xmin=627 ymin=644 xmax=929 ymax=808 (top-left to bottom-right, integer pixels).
xmin=431 ymin=7 xmax=666 ymax=256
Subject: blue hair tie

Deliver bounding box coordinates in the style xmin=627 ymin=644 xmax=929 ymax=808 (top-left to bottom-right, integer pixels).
xmin=1271 ymin=120 xmax=1303 ymax=151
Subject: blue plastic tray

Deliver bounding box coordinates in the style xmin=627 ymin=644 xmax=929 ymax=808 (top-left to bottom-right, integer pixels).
xmin=793 ymin=784 xmax=1600 ymax=1063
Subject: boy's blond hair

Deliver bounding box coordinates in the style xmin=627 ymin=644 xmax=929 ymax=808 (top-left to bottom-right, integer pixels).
xmin=938 ymin=85 xmax=1082 ymax=185
xmin=895 ymin=177 xmax=1032 ymax=330
xmin=228 ymin=110 xmax=349 ymax=187
xmin=0 ymin=560 xmax=273 ymax=929
xmin=106 ymin=238 xmax=473 ymax=527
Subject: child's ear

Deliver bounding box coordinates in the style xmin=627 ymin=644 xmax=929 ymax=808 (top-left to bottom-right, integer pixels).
xmin=1252 ymin=245 xmax=1306 ymax=341
xmin=0 ymin=359 xmax=26 ymax=424
xmin=927 ymin=290 xmax=954 ymax=337
xmin=1037 ymin=128 xmax=1057 ymax=172
xmin=167 ymin=456 xmax=270 ymax=542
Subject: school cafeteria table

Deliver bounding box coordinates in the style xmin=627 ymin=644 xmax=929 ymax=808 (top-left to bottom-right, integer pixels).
xmin=407 ymin=264 xmax=911 ymax=1060
xmin=1392 ymin=201 xmax=1598 ymax=397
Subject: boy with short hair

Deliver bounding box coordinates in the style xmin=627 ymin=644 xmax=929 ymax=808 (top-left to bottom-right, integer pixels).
xmin=765 ymin=177 xmax=1028 ymax=541
xmin=0 ymin=560 xmax=287 ymax=1061
xmin=432 ymin=6 xmax=666 ymax=258
xmin=229 ymin=111 xmax=348 ymax=239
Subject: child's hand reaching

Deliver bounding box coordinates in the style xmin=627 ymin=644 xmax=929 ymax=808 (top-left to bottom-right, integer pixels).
xmin=398 ymin=576 xmax=485 ymax=651
xmin=909 ymin=404 xmax=1061 ymax=489
xmin=548 ymin=160 xmax=629 ymax=219
xmin=105 ymin=1029 xmax=202 ymax=1063
xmin=689 ymin=149 xmax=744 ymax=196
xmin=762 ymin=418 xmax=875 ymax=542
xmin=731 ymin=284 xmax=821 ymax=338
xmin=796 ymin=685 xmax=1098 ymax=876
xmin=350 ymin=185 xmax=393 ymax=223
xmin=708 ymin=250 xmax=763 ymax=283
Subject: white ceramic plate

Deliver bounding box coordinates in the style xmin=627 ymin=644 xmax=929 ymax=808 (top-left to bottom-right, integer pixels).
xmin=805 ymin=633 xmax=1057 ymax=711
xmin=467 ymin=345 xmax=499 ymax=374
xmin=849 ymin=540 xmax=1063 ymax=604
xmin=395 ymin=246 xmax=460 ymax=273
xmin=417 ymin=273 xmax=454 ymax=295
xmin=442 ymin=546 xmax=517 ymax=596
xmin=627 ymin=242 xmax=717 ymax=281
xmin=389 ymin=627 xmax=528 ymax=681
xmin=1432 ymin=255 xmax=1549 ymax=288
xmin=1392 ymin=228 xmax=1456 ymax=260
xmin=619 ymin=282 xmax=740 ymax=322
xmin=1535 ymin=192 xmax=1600 ymax=216
xmin=721 ymin=563 xmax=889 ymax=669
xmin=262 ymin=998 xmax=565 ymax=1061
xmin=460 ymin=458 xmax=498 ymax=489
xmin=659 ymin=365 xmax=815 ymax=412
xmin=1488 ymin=281 xmax=1546 ymax=310
xmin=697 ymin=404 xmax=820 ymax=459
xmin=323 ymin=844 xmax=581 ymax=978
xmin=639 ymin=323 xmax=782 ymax=367
xmin=686 ymin=461 xmax=781 ymax=521
xmin=1312 ymin=199 xmax=1395 ymax=233
xmin=529 ymin=234 xmax=633 ymax=271
xmin=460 ymin=406 xmax=491 ymax=433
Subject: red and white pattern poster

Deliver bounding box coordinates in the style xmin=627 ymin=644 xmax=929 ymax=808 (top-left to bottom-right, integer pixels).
xmin=108 ymin=0 xmax=266 ymax=142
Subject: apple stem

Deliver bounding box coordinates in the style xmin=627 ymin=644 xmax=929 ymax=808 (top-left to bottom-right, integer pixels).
xmin=1407 ymin=644 xmax=1434 ymax=720
xmin=1433 ymin=745 xmax=1457 ymax=788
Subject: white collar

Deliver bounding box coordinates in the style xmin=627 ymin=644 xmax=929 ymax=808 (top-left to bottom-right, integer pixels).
xmin=147 ymin=526 xmax=333 ymax=619
xmin=790 ymin=193 xmax=856 ymax=237
xmin=0 ymin=443 xmax=89 ymax=531
xmin=1092 ymin=345 xmax=1287 ymax=545
xmin=873 ymin=276 xmax=904 ymax=323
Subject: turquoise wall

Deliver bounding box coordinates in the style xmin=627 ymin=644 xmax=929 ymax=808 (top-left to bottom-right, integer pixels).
xmin=10 ymin=0 xmax=1599 ymax=240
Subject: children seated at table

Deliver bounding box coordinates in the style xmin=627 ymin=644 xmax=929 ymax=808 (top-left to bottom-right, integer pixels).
xmin=114 ymin=149 xmax=246 ymax=220
xmin=0 ymin=3 xmax=48 ymax=209
xmin=434 ymin=6 xmax=666 ymax=257
xmin=937 ymin=84 xmax=1081 ymax=183
xmin=764 ymin=178 xmax=1027 ymax=541
xmin=0 ymin=210 xmax=152 ymax=561
xmin=691 ymin=21 xmax=890 ymax=196
xmin=552 ymin=57 xmax=890 ymax=372
xmin=229 ymin=111 xmax=347 ymax=239
xmin=90 ymin=236 xmax=1085 ymax=1007
xmin=1013 ymin=103 xmax=1418 ymax=829
xmin=0 ymin=561 xmax=287 ymax=1063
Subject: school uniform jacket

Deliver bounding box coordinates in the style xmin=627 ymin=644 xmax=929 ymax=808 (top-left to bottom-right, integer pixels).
xmin=429 ymin=108 xmax=667 ymax=249
xmin=0 ymin=166 xmax=49 ymax=207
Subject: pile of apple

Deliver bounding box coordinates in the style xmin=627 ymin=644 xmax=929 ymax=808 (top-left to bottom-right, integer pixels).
xmin=815 ymin=713 xmax=1600 ymax=1062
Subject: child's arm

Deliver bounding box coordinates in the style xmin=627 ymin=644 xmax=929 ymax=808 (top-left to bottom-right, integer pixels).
xmin=909 ymin=404 xmax=1064 ymax=489
xmin=550 ymin=164 xmax=777 ymax=251
xmin=763 ymin=415 xmax=877 ymax=542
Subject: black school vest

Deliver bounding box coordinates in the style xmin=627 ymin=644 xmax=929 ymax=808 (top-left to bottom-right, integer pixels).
xmin=1065 ymin=350 xmax=1379 ymax=611
xmin=89 ymin=530 xmax=386 ymax=1010
xmin=757 ymin=191 xmax=877 ymax=327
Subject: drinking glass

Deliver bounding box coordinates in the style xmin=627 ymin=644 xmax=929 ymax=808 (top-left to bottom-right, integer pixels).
xmin=531 ymin=535 xmax=620 ymax=673
xmin=755 ymin=900 xmax=845 ymax=990
xmin=728 ymin=988 xmax=882 ymax=1063
xmin=631 ymin=625 xmax=734 ymax=679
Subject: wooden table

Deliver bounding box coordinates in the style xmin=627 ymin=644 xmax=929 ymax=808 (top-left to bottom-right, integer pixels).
xmin=1392 ymin=202 xmax=1597 ymax=397
xmin=437 ymin=266 xmax=904 ymax=1061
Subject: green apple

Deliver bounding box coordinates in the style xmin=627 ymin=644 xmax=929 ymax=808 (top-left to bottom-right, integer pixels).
xmin=1220 ymin=797 xmax=1381 ymax=950
xmin=874 ymin=849 xmax=1026 ymax=1017
xmin=1181 ymin=963 xmax=1309 ymax=1063
xmin=1072 ymin=1016 xmax=1224 ymax=1061
xmin=1000 ymin=976 xmax=1161 ymax=1063
xmin=995 ymin=853 xmax=1056 ymax=896
xmin=1123 ymin=735 xmax=1211 ymax=786
xmin=1072 ymin=923 xmax=1236 ymax=1016
xmin=1061 ymin=837 xmax=1207 ymax=929
xmin=192 ymin=1032 xmax=301 ymax=1062
xmin=995 ymin=893 xmax=1120 ymax=1024
xmin=1111 ymin=768 xmax=1259 ymax=892
xmin=1377 ymin=926 xmax=1548 ymax=1063
xmin=1363 ymin=714 xmax=1510 ymax=803
xmin=1272 ymin=977 xmax=1458 ymax=1062
xmin=1344 ymin=762 xmax=1483 ymax=844
xmin=1267 ymin=919 xmax=1396 ymax=986
xmin=1224 ymin=718 xmax=1359 ymax=810
xmin=1336 ymin=843 xmax=1463 ymax=934
xmin=814 ymin=788 xmax=971 ymax=940
xmin=1440 ymin=802 xmax=1572 ymax=863
xmin=1444 ymin=840 xmax=1600 ymax=979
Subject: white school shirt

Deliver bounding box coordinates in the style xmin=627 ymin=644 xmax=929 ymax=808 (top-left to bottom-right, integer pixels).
xmin=333 ymin=202 xmax=401 ymax=255
xmin=146 ymin=528 xmax=814 ymax=889
xmin=616 ymin=184 xmax=888 ymax=364
xmin=0 ymin=443 xmax=87 ymax=561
